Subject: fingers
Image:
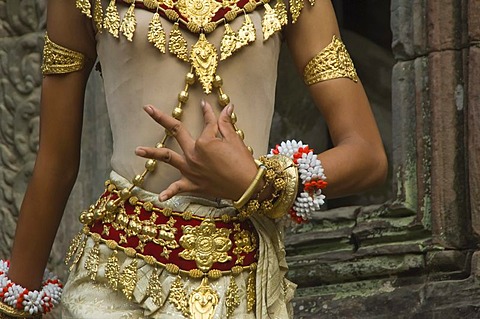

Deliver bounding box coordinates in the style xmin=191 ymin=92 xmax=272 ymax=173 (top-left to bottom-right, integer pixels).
xmin=135 ymin=146 xmax=187 ymax=171
xmin=218 ymin=104 xmax=237 ymax=140
xmin=159 ymin=178 xmax=193 ymax=201
xmin=144 ymin=105 xmax=194 ymax=151
xmin=201 ymin=100 xmax=219 ymax=137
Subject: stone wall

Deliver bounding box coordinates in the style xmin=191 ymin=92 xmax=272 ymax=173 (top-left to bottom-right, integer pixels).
xmin=290 ymin=0 xmax=480 ymax=317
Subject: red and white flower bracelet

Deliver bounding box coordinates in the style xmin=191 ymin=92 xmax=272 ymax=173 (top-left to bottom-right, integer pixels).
xmin=270 ymin=140 xmax=327 ymax=224
xmin=0 ymin=260 xmax=62 ymax=317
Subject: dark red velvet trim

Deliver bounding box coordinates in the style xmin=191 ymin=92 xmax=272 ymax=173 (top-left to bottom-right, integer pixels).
xmin=89 ymin=192 xmax=258 ymax=272
xmin=116 ymin=0 xmax=252 ymax=27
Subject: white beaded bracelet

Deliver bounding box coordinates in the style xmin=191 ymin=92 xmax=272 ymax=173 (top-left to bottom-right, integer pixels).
xmin=270 ymin=140 xmax=327 ymax=224
xmin=0 ymin=260 xmax=62 ymax=317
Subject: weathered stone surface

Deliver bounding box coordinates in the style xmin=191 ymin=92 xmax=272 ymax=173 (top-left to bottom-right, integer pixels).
xmin=469 ymin=47 xmax=480 ymax=240
xmin=469 ymin=0 xmax=480 ymax=40
xmin=428 ymin=50 xmax=469 ymax=249
xmin=427 ymin=0 xmax=467 ymax=51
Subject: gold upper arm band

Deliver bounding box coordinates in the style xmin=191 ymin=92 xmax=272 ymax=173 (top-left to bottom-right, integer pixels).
xmin=303 ymin=35 xmax=358 ymax=85
xmin=41 ymin=33 xmax=85 ymax=75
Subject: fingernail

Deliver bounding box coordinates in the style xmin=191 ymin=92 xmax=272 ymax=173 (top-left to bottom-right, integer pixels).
xmin=201 ymin=99 xmax=206 ymax=108
xmin=227 ymin=104 xmax=234 ymax=115
xmin=144 ymin=105 xmax=154 ymax=115
xmin=159 ymin=193 xmax=167 ymax=202
xmin=135 ymin=147 xmax=146 ymax=156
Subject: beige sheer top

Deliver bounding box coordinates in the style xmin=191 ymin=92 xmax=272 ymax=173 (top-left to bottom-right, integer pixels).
xmin=96 ymin=4 xmax=282 ymax=193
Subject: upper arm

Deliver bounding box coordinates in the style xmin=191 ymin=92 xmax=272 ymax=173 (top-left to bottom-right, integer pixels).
xmin=37 ymin=0 xmax=97 ymax=172
xmin=284 ymin=0 xmax=383 ymax=150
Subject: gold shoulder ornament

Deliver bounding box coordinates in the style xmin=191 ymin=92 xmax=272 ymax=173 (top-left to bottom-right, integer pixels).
xmin=303 ymin=35 xmax=359 ymax=85
xmin=41 ymin=33 xmax=85 ymax=75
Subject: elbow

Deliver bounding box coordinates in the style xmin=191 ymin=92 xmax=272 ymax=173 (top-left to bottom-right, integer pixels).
xmin=369 ymin=147 xmax=388 ymax=188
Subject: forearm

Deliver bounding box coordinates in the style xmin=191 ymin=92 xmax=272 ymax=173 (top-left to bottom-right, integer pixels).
xmin=8 ymin=150 xmax=80 ymax=290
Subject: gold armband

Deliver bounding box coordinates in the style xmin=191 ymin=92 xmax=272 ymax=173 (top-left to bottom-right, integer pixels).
xmin=303 ymin=35 xmax=358 ymax=85
xmin=41 ymin=33 xmax=85 ymax=75
xmin=0 ymin=302 xmax=40 ymax=319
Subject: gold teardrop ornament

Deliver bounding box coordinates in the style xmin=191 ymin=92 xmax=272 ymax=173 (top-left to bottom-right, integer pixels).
xmin=76 ymin=0 xmax=92 ymax=18
xmin=262 ymin=3 xmax=282 ymax=41
xmin=290 ymin=0 xmax=305 ymax=23
xmin=274 ymin=0 xmax=288 ymax=27
xmin=148 ymin=12 xmax=166 ymax=53
xmin=104 ymin=0 xmax=121 ymax=38
xmin=189 ymin=277 xmax=219 ymax=319
xmin=168 ymin=22 xmax=189 ymax=62
xmin=190 ymin=33 xmax=218 ymax=94
xmin=236 ymin=14 xmax=256 ymax=51
xmin=220 ymin=24 xmax=239 ymax=61
xmin=93 ymin=0 xmax=104 ymax=32
xmin=120 ymin=2 xmax=137 ymax=41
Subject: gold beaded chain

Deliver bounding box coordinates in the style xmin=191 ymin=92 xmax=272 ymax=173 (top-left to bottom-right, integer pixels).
xmin=85 ymin=68 xmax=254 ymax=223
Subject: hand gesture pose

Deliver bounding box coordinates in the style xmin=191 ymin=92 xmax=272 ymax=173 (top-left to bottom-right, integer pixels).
xmin=135 ymin=101 xmax=259 ymax=202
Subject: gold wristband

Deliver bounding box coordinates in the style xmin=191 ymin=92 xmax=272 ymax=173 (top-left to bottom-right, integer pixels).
xmin=233 ymin=165 xmax=267 ymax=209
xmin=0 ymin=302 xmax=40 ymax=319
xmin=266 ymin=155 xmax=299 ymax=219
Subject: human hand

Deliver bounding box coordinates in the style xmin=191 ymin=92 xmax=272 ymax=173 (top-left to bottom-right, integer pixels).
xmin=135 ymin=100 xmax=258 ymax=201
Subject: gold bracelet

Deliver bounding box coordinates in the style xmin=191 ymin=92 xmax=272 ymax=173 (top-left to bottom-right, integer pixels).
xmin=266 ymin=155 xmax=298 ymax=219
xmin=233 ymin=165 xmax=267 ymax=209
xmin=0 ymin=302 xmax=40 ymax=319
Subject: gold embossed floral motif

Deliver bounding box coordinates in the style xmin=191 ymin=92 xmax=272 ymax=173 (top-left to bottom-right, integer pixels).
xmin=190 ymin=34 xmax=218 ymax=93
xmin=179 ymin=219 xmax=232 ymax=272
xmin=176 ymin=0 xmax=222 ymax=28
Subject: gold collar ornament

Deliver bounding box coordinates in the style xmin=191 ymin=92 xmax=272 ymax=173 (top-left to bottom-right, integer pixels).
xmin=75 ymin=0 xmax=317 ymax=92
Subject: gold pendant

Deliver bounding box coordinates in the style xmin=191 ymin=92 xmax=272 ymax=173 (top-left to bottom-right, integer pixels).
xmin=168 ymin=22 xmax=189 ymax=62
xmin=119 ymin=259 xmax=138 ymax=300
xmin=69 ymin=231 xmax=87 ymax=271
xmin=189 ymin=277 xmax=219 ymax=319
xmin=148 ymin=12 xmax=166 ymax=53
xmin=236 ymin=14 xmax=256 ymax=51
xmin=76 ymin=0 xmax=92 ymax=18
xmin=220 ymin=24 xmax=239 ymax=61
xmin=104 ymin=0 xmax=121 ymax=38
xmin=274 ymin=0 xmax=288 ymax=27
xmin=246 ymin=268 xmax=256 ymax=312
xmin=225 ymin=276 xmax=240 ymax=318
xmin=262 ymin=3 xmax=282 ymax=41
xmin=93 ymin=0 xmax=104 ymax=33
xmin=176 ymin=0 xmax=222 ymax=30
xmin=84 ymin=238 xmax=100 ymax=281
xmin=120 ymin=2 xmax=137 ymax=41
xmin=190 ymin=34 xmax=218 ymax=94
xmin=289 ymin=0 xmax=304 ymax=23
xmin=105 ymin=250 xmax=120 ymax=290
xmin=147 ymin=268 xmax=163 ymax=307
xmin=309 ymin=0 xmax=316 ymax=6
xmin=65 ymin=231 xmax=83 ymax=265
xmin=168 ymin=276 xmax=191 ymax=317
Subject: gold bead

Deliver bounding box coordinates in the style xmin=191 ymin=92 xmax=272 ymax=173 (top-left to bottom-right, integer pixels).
xmin=93 ymin=208 xmax=105 ymax=220
xmin=185 ymin=72 xmax=195 ymax=85
xmin=120 ymin=188 xmax=131 ymax=200
xmin=133 ymin=174 xmax=144 ymax=186
xmin=213 ymin=75 xmax=223 ymax=87
xmin=156 ymin=142 xmax=164 ymax=149
xmin=219 ymin=93 xmax=230 ymax=107
xmin=230 ymin=112 xmax=237 ymax=124
xmin=79 ymin=211 xmax=93 ymax=224
xmin=247 ymin=146 xmax=254 ymax=154
xmin=172 ymin=107 xmax=183 ymax=119
xmin=145 ymin=159 xmax=157 ymax=171
xmin=106 ymin=200 xmax=118 ymax=212
xmin=178 ymin=90 xmax=189 ymax=103
xmin=236 ymin=129 xmax=245 ymax=140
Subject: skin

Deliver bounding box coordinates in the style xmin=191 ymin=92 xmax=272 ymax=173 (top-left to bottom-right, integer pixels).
xmin=7 ymin=0 xmax=387 ymax=296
